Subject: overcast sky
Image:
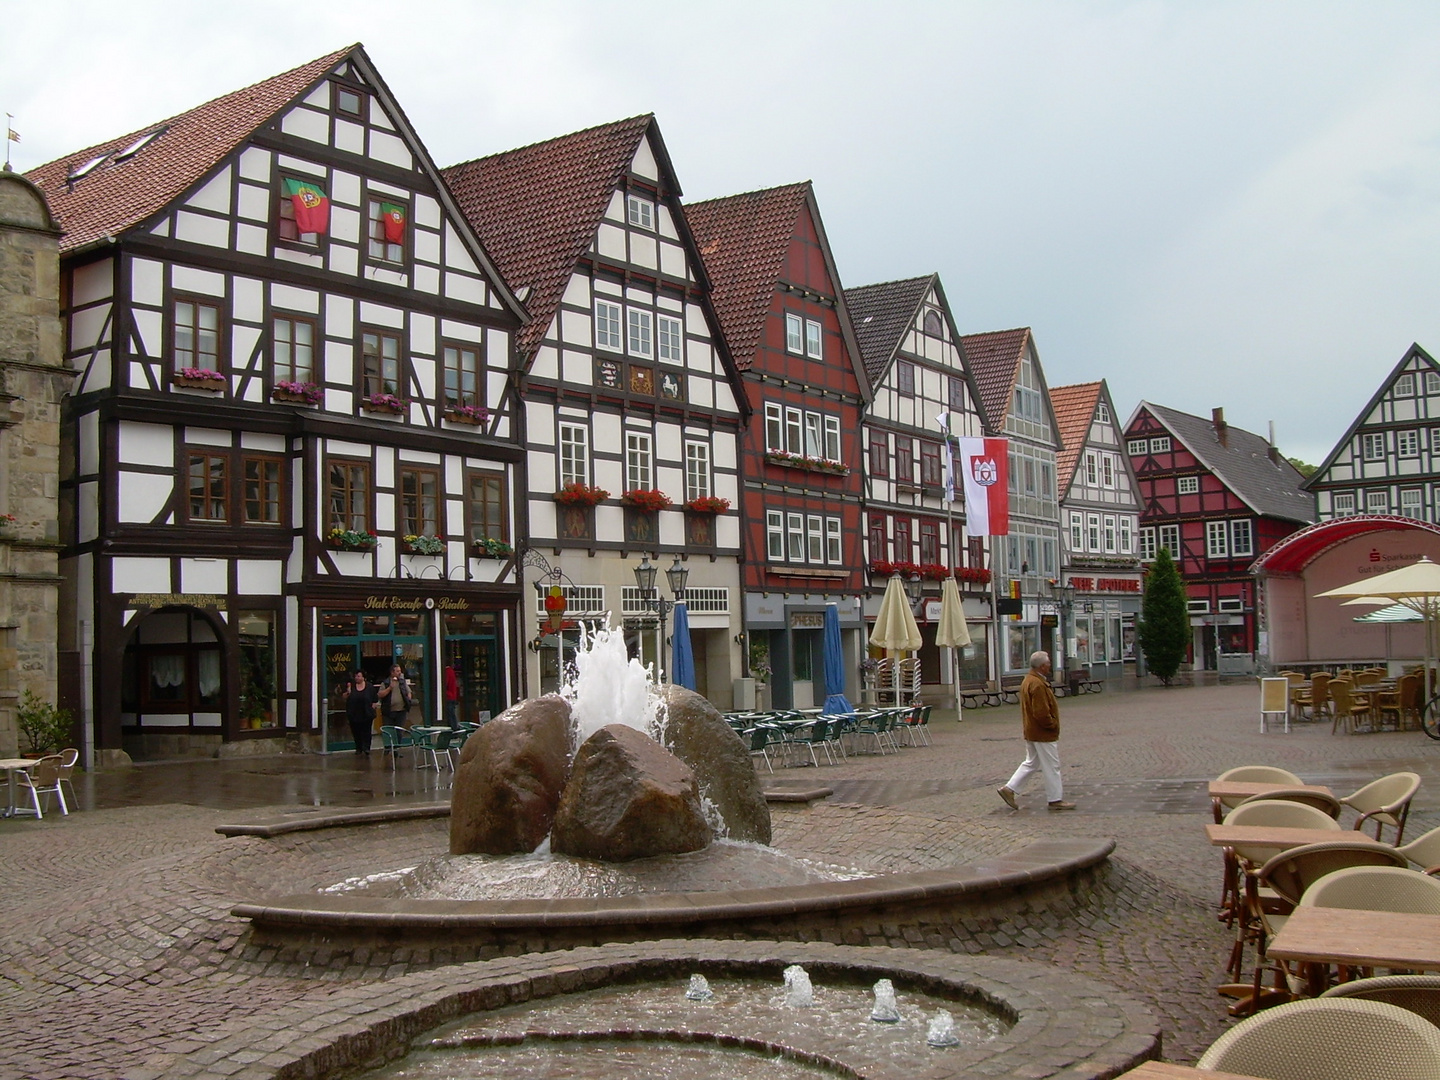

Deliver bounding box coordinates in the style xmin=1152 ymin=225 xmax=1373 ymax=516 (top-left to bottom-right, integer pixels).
xmin=7 ymin=1 xmax=1440 ymax=465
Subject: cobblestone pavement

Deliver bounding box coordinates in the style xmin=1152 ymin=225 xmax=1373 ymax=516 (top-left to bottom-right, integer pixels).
xmin=2 ymin=679 xmax=1437 ymax=1078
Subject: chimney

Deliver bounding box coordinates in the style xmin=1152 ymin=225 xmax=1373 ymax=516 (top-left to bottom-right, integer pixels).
xmin=1212 ymin=407 xmax=1227 ymax=444
xmin=1268 ymin=420 xmax=1280 ymax=464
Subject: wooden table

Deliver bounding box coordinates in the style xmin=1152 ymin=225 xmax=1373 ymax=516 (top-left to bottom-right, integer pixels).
xmin=1121 ymin=1064 xmax=1266 ymax=1080
xmin=1205 ymin=824 xmax=1384 ymax=850
xmin=1267 ymin=906 xmax=1440 ymax=971
xmin=1208 ymin=781 xmax=1333 ymax=801
xmin=0 ymin=757 xmax=35 ymax=817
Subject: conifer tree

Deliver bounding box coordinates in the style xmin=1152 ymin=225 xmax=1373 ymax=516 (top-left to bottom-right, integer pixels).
xmin=1139 ymin=547 xmax=1189 ymax=684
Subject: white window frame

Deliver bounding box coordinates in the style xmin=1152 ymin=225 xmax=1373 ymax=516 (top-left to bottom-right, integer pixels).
xmin=1427 ymin=371 xmax=1440 ymax=395
xmin=1397 ymin=373 xmax=1416 ymax=396
xmin=1207 ymin=520 xmax=1229 ymax=558
xmin=806 ymin=515 xmax=824 ymax=563
xmin=1362 ymin=432 xmax=1386 ymax=461
xmin=1150 ymin=436 xmax=1171 ymax=453
xmin=657 ymin=314 xmax=684 ymax=363
xmin=625 ymin=194 xmax=653 ymax=229
xmin=804 ymin=318 xmax=823 ymax=359
xmin=1332 ymin=492 xmax=1356 ymax=516
xmin=1367 ymin=489 xmax=1390 ymax=514
xmin=1178 ymin=475 xmax=1199 ymax=495
xmin=595 ymin=300 xmax=622 ymax=351
xmin=1187 ymin=599 xmax=1211 ymax=614
xmin=1119 ymin=516 xmax=1133 ymax=554
xmin=1097 ymin=402 xmax=1110 ymax=422
xmin=1401 ymin=487 xmax=1425 ymax=520
xmin=823 ymin=415 xmax=841 ymax=462
xmin=1084 ymin=451 xmax=1098 ymax=486
xmin=1399 ymin=429 xmax=1420 ymax=457
xmin=1103 ymin=515 xmax=1117 ymax=554
xmin=785 ymin=407 xmax=803 ymax=454
xmin=786 ymin=512 xmax=804 ymax=561
xmin=804 ymin=413 xmax=823 ymax=458
xmin=1101 ymin=455 xmax=1115 ymax=488
xmin=825 ymin=517 xmax=842 ymax=563
xmin=766 ymin=510 xmax=784 ymax=559
xmin=1139 ymin=526 xmax=1156 ymax=561
xmin=625 ymin=432 xmax=652 ymax=491
xmin=785 ymin=313 xmax=804 ymax=354
xmin=559 ymin=423 xmax=589 ymax=487
xmin=1069 ymin=511 xmax=1083 ymax=551
xmin=765 ymin=403 xmax=784 ymax=453
xmin=626 ymin=308 xmax=653 ymax=358
xmin=1159 ymin=524 xmax=1180 ymax=557
xmin=1086 ymin=513 xmax=1100 ymax=551
xmin=1127 ymin=439 xmax=1148 ymax=456
xmin=1231 ymin=519 xmax=1253 ymax=557
xmin=684 ymin=442 xmax=710 ymax=502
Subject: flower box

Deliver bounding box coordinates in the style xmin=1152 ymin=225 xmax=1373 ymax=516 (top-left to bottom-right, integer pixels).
xmin=554 ymin=483 xmax=610 ymax=508
xmin=272 ymin=381 xmax=322 ymax=406
xmin=326 ymin=528 xmax=378 ymax=552
xmin=685 ymin=496 xmax=730 ymax=514
xmin=765 ymin=451 xmax=850 ymax=476
xmin=174 ymin=369 xmax=225 ymax=391
xmin=444 ymin=405 xmax=489 ymax=426
xmin=402 ymin=534 xmax=445 ymax=556
xmin=955 ymin=566 xmax=993 ymax=586
xmin=622 ymin=489 xmax=673 ymax=513
xmin=362 ymin=395 xmax=405 ymax=416
xmin=473 ymin=537 xmax=513 ymax=559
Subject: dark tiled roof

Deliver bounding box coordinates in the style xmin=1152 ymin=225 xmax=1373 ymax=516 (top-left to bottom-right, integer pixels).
xmin=442 ymin=116 xmax=653 ymax=358
xmin=1142 ymin=402 xmax=1317 ymax=524
xmin=1049 ymin=381 xmax=1103 ymax=495
xmin=960 ymin=328 xmax=1031 ymax=433
xmin=26 ymin=46 xmax=353 ymax=254
xmin=684 ymin=183 xmax=810 ymax=370
xmin=843 ymin=275 xmax=934 ymax=385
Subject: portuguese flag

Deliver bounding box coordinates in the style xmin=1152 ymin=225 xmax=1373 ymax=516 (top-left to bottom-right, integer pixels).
xmin=283 ymin=178 xmax=330 ymax=235
xmin=380 ymin=202 xmax=406 ymax=243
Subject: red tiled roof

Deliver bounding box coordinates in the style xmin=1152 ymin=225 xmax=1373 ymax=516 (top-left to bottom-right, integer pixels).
xmin=684 ymin=183 xmax=810 ymax=370
xmin=1049 ymin=381 xmax=1103 ymax=494
xmin=442 ymin=116 xmax=654 ymax=358
xmin=26 ymin=46 xmax=354 ymax=254
xmin=960 ymin=327 xmax=1031 ymax=433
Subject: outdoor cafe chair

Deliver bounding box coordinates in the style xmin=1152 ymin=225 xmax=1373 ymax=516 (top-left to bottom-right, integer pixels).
xmin=1300 ymin=864 xmax=1440 ymax=915
xmin=1212 ymin=764 xmax=1304 ymax=823
xmin=1330 ymin=679 xmax=1372 ymax=736
xmin=1292 ymin=672 xmax=1330 ymax=722
xmin=1340 ymin=771 xmax=1421 ymax=844
xmin=409 ymin=728 xmax=450 ymax=772
xmin=1239 ymin=787 xmax=1343 ymax=819
xmin=1219 ymin=800 xmax=1340 ymax=933
xmin=12 ymin=755 xmax=67 ymax=818
xmin=1323 ymin=975 xmax=1440 ymax=1027
xmin=1398 ymin=826 xmax=1440 ymax=875
xmin=744 ymin=726 xmax=785 ymax=773
xmin=55 ymin=747 xmax=78 ymax=807
xmin=854 ymin=710 xmax=898 ymax=755
xmin=792 ymin=718 xmax=836 ymax=767
xmin=1377 ymin=673 xmax=1422 ymax=732
xmin=1196 ymin=997 xmax=1440 ymax=1080
xmin=379 ymin=725 xmax=412 ymax=770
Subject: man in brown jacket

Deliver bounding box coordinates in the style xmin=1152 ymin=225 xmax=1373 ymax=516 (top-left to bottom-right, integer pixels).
xmin=997 ymin=651 xmax=1075 ymax=811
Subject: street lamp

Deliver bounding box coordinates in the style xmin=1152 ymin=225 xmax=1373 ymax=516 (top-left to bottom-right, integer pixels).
xmin=633 ymin=555 xmax=689 ymax=682
xmin=903 ymin=570 xmax=923 ymax=607
xmin=1051 ymin=580 xmax=1076 ymax=682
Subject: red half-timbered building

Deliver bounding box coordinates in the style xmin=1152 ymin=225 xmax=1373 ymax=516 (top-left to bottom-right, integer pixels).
xmin=1125 ymin=403 xmax=1314 ymax=671
xmin=686 ymin=183 xmax=870 ymax=710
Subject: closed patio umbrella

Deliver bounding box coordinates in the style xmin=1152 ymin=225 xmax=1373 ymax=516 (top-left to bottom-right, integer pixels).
xmin=821 ymin=602 xmax=852 ymax=715
xmin=670 ymin=602 xmax=696 ymax=691
xmin=935 ymin=576 xmax=972 ymax=706
xmin=870 ymin=574 xmax=923 ymax=705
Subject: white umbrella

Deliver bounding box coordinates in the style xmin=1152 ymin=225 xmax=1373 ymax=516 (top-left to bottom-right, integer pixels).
xmin=1317 ymin=556 xmax=1440 ymax=689
xmin=935 ymin=577 xmax=971 ymax=707
xmin=870 ymin=574 xmax=923 ymax=705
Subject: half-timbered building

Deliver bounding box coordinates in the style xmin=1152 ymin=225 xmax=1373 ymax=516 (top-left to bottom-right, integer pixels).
xmin=686 ymin=184 xmax=869 ymax=710
xmin=443 ymin=118 xmax=747 ymax=704
xmin=31 ymin=46 xmax=527 ymax=760
xmin=962 ymin=328 xmax=1064 ymax=677
xmin=1125 ymin=403 xmax=1314 ymax=672
xmin=1051 ymin=380 xmax=1142 ymax=677
xmin=844 ymin=275 xmax=988 ymax=693
xmin=1307 ymin=343 xmax=1440 ymax=523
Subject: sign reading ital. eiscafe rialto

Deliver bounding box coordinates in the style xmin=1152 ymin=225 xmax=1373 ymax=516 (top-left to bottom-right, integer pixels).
xmin=360 ymin=594 xmax=472 ymax=612
xmin=129 ymin=593 xmax=227 ymax=610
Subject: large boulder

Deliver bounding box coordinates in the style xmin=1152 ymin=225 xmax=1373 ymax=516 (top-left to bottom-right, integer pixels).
xmin=450 ymin=695 xmax=572 ymax=856
xmin=657 ymin=685 xmax=771 ymax=845
xmin=551 ymin=723 xmax=712 ymax=861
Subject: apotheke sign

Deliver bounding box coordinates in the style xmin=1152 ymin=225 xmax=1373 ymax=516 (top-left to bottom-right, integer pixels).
xmin=1068 ymin=577 xmax=1140 ymax=593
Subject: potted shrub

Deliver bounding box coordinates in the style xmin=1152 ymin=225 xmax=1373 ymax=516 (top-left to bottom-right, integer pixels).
xmin=173 ymin=367 xmax=226 ymax=391
xmin=685 ymin=495 xmax=730 ymax=514
xmin=553 ymin=483 xmax=609 ymax=507
xmin=326 ymin=527 xmax=378 ymax=551
xmin=445 ymin=404 xmax=488 ymax=426
xmin=272 ymin=380 xmax=322 ymax=405
xmin=362 ymin=393 xmax=405 ymax=415
xmin=622 ymin=489 xmax=673 ymax=512
xmin=473 ymin=537 xmax=513 ymax=559
xmin=402 ymin=534 xmax=445 ymax=555
xmin=17 ymin=690 xmax=72 ymax=756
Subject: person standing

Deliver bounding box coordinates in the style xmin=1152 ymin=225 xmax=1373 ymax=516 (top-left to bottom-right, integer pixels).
xmin=443 ymin=663 xmax=460 ymax=729
xmin=343 ymin=671 xmax=380 ymax=756
xmin=380 ymin=663 xmax=412 ymax=728
xmin=997 ymin=651 xmax=1075 ymax=812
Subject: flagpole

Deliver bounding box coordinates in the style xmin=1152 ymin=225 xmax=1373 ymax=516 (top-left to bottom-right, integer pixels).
xmin=4 ymin=114 xmax=15 ymax=171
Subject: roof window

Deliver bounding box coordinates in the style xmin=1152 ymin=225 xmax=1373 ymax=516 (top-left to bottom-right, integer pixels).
xmin=114 ymin=128 xmax=165 ymax=161
xmin=67 ymin=154 xmax=109 ymax=182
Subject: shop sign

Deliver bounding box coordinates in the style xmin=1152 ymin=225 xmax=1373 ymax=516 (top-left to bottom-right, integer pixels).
xmin=129 ymin=592 xmax=227 ymax=610
xmin=923 ymin=599 xmax=942 ymax=623
xmin=1068 ymin=576 xmax=1140 ymax=593
xmin=790 ymin=612 xmax=824 ymax=629
xmin=361 ymin=594 xmax=471 ymax=612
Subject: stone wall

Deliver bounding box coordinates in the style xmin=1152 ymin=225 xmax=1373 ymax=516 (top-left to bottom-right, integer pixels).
xmin=0 ymin=169 xmax=65 ymax=756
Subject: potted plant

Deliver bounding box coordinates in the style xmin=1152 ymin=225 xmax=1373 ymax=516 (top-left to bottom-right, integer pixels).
xmin=622 ymin=489 xmax=673 ymax=513
xmin=685 ymin=495 xmax=730 ymax=514
xmin=473 ymin=537 xmax=513 ymax=559
xmin=174 ymin=367 xmax=226 ymax=391
xmin=956 ymin=566 xmax=992 ymax=587
xmin=0 ymin=513 xmax=18 ymax=536
xmin=553 ymin=483 xmax=610 ymax=507
xmin=445 ymin=404 xmax=489 ymax=426
xmin=362 ymin=393 xmax=405 ymax=415
xmin=17 ymin=690 xmax=72 ymax=756
xmin=326 ymin=527 xmax=378 ymax=551
xmin=402 ymin=534 xmax=445 ymax=555
xmin=272 ymin=380 xmax=322 ymax=405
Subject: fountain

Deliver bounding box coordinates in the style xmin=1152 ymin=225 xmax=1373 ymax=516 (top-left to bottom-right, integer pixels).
xmin=684 ymin=974 xmax=714 ymax=1002
xmin=782 ymin=964 xmax=815 ymax=1008
xmin=870 ymin=978 xmax=901 ymax=1023
xmin=926 ymin=1010 xmax=962 ymax=1047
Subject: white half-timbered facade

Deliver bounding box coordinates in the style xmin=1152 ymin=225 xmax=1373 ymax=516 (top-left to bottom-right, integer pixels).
xmin=33 ymin=47 xmax=527 ymax=760
xmin=444 ymin=118 xmax=747 ymax=704
xmin=1308 ymin=344 xmax=1440 ymax=523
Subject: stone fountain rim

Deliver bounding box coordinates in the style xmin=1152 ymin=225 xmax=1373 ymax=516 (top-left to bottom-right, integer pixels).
xmin=182 ymin=939 xmax=1159 ymax=1080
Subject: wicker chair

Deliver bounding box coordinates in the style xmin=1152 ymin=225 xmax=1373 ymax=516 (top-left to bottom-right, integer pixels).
xmin=1330 ymin=679 xmax=1372 ymax=735
xmin=1398 ymin=825 xmax=1440 ymax=875
xmin=1196 ymin=997 xmax=1440 ymax=1080
xmin=1219 ymin=800 xmax=1340 ymax=957
xmin=1212 ymin=764 xmax=1304 ymax=824
xmin=1300 ymin=864 xmax=1440 ymax=915
xmin=1238 ymin=787 xmax=1343 ymax=819
xmin=1377 ymin=673 xmax=1423 ymax=731
xmin=1292 ymin=672 xmax=1330 ymax=721
xmin=1323 ymin=975 xmax=1440 ymax=1026
xmin=1340 ymin=771 xmax=1421 ymax=844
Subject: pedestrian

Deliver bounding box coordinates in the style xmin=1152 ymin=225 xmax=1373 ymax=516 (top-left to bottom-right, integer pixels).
xmin=380 ymin=663 xmax=413 ymax=728
xmin=997 ymin=650 xmax=1075 ymax=812
xmin=342 ymin=670 xmax=380 ymax=756
xmin=443 ymin=663 xmax=460 ymax=729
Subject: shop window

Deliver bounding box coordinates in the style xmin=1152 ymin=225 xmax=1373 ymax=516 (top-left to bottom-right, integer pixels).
xmin=399 ymin=467 xmax=440 ymax=537
xmin=237 ymin=610 xmax=278 ymax=730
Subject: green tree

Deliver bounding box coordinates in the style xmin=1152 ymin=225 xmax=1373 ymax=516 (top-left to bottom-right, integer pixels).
xmin=1286 ymin=456 xmax=1316 ymax=478
xmin=1139 ymin=548 xmax=1189 ymax=685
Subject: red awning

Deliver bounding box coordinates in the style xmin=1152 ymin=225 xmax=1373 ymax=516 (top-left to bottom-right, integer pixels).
xmin=1250 ymin=515 xmax=1440 ymax=575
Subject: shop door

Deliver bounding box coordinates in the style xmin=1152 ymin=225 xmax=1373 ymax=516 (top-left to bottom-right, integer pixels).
xmin=445 ymin=635 xmax=500 ymax=723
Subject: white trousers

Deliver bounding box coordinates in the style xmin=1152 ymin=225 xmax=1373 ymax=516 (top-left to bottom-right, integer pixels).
xmin=1006 ymin=740 xmax=1063 ymax=803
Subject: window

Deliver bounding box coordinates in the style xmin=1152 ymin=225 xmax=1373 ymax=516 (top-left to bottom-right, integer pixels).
xmin=243 ymin=457 xmax=283 ymax=524
xmin=920 ymin=442 xmax=942 ymax=486
xmin=1231 ymin=519 xmax=1253 ymax=556
xmin=1188 ymin=599 xmax=1211 ymax=614
xmin=1127 ymin=439 xmax=1148 ymax=456
xmin=326 ymin=460 xmax=370 ymax=533
xmin=1178 ymin=476 xmax=1199 ymax=495
xmin=784 ymin=313 xmax=804 ymax=354
xmin=896 ymin=360 xmax=915 ymax=395
xmin=893 ymin=517 xmax=912 ymax=561
xmin=1367 ymin=490 xmax=1390 ymax=514
xmin=559 ymin=424 xmax=589 ymax=486
xmin=1101 ymin=455 xmax=1115 ymax=487
xmin=1085 ymin=451 xmax=1098 ymax=485
xmin=1363 ymin=432 xmax=1386 ymax=460
xmin=1069 ymin=512 xmax=1083 ymax=551
xmin=366 ymin=198 xmax=406 ymax=264
xmin=595 ymin=300 xmax=623 ymax=350
xmin=1139 ymin=527 xmax=1156 ymax=561
xmin=625 ymin=432 xmax=652 ymax=491
xmin=442 ymin=342 xmax=481 ymax=411
xmin=826 ymin=518 xmax=842 ymax=563
xmin=1218 ymin=598 xmax=1244 ymax=613
xmin=767 ymin=511 xmax=785 ymax=559
xmin=785 ymin=407 xmax=803 ymax=454
xmin=869 ymin=437 xmax=889 ymax=478
xmin=1332 ymin=492 xmax=1356 ymax=516
xmin=895 ymin=440 xmax=914 ymax=484
xmin=1159 ymin=524 xmax=1180 ymax=557
xmin=657 ymin=315 xmax=684 ymax=363
xmin=399 ymin=467 xmax=439 ymax=537
xmin=805 ymin=319 xmax=822 ymax=359
xmin=335 ymin=84 xmax=365 ymax=118
xmin=807 ymin=516 xmax=824 ymax=562
xmin=920 ymin=520 xmax=939 ymax=564
xmin=787 ymin=513 xmax=804 ymax=561
xmin=1103 ymin=515 xmax=1117 ymax=553
xmin=467 ymin=472 xmax=507 ymax=543
xmin=277 ymin=180 xmax=322 ymax=246
xmin=869 ymin=516 xmax=887 ymax=564
xmin=1399 ymin=430 xmax=1420 ymax=457
xmin=1401 ymin=488 xmax=1425 ymax=520
xmin=1207 ymin=520 xmax=1229 ymax=558
xmin=174 ymin=297 xmax=222 ymax=373
xmin=1428 ymin=371 xmax=1440 ymax=395
xmin=1119 ymin=516 xmax=1133 ymax=553
xmin=948 ymin=376 xmax=966 ymax=410
xmin=1149 ymin=436 xmax=1171 ymax=453
xmin=360 ymin=328 xmax=403 ymax=400
xmin=804 ymin=413 xmax=823 ymax=458
xmin=625 ymin=195 xmax=653 ymax=229
xmin=923 ymin=310 xmax=943 ymax=336
xmin=1397 ymin=373 xmax=1416 ymax=396
xmin=1096 ymin=402 xmax=1110 ymax=422
xmin=684 ymin=442 xmax=710 ymax=501
xmin=273 ymin=315 xmax=315 ymax=384
xmin=823 ymin=416 xmax=841 ymax=462
xmin=764 ymin=404 xmax=784 ymax=453
xmin=188 ymin=454 xmax=227 ymax=522
xmin=1086 ymin=513 xmax=1100 ymax=551
xmin=968 ymin=536 xmax=985 ymax=568
xmin=627 ymin=308 xmax=653 ymax=358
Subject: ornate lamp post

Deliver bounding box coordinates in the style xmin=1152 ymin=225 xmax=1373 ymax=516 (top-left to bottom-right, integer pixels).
xmin=903 ymin=570 xmax=924 ymax=608
xmin=1051 ymin=580 xmax=1076 ymax=682
xmin=633 ymin=555 xmax=689 ymax=683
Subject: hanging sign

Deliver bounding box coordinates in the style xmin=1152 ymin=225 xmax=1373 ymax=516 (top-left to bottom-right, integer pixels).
xmin=543 ymin=586 xmax=567 ymax=634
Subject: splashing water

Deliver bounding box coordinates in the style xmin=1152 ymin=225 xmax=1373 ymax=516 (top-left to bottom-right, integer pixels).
xmin=685 ymin=974 xmax=714 ymax=1002
xmin=870 ymin=978 xmax=901 ymax=1023
xmin=562 ymin=625 xmax=658 ymax=749
xmin=926 ymin=1010 xmax=960 ymax=1047
xmin=782 ymin=965 xmax=814 ymax=1008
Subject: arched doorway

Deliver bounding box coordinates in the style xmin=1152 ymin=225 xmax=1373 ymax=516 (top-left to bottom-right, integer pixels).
xmin=120 ymin=606 xmax=229 ymax=759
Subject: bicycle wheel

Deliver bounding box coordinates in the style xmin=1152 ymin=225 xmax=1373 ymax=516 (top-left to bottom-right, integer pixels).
xmin=1422 ymin=694 xmax=1440 ymax=740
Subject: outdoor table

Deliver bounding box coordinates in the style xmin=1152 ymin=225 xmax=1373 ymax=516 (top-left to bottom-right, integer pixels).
xmin=1266 ymin=906 xmax=1440 ymax=972
xmin=1207 ymin=780 xmax=1333 ymax=802
xmin=0 ymin=757 xmax=35 ymax=817
xmin=1205 ymin=825 xmax=1387 ymax=850
xmin=1121 ymin=1064 xmax=1267 ymax=1080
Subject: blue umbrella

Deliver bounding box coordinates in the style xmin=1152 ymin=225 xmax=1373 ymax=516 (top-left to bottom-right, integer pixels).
xmin=670 ymin=602 xmax=696 ymax=690
xmin=821 ymin=602 xmax=853 ymax=714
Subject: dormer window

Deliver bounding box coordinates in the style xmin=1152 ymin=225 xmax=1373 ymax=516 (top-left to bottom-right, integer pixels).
xmin=922 ymin=310 xmax=943 ymax=336
xmin=626 ymin=195 xmax=654 ymax=229
xmin=67 ymin=154 xmax=109 ymax=182
xmin=115 ymin=129 xmax=165 ymax=162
